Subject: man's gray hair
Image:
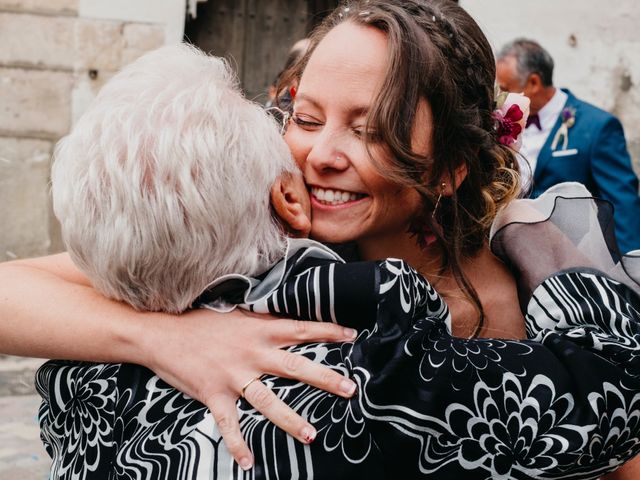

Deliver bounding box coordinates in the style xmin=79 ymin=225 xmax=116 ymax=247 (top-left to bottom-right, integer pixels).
xmin=52 ymin=44 xmax=297 ymax=313
xmin=497 ymin=38 xmax=555 ymax=87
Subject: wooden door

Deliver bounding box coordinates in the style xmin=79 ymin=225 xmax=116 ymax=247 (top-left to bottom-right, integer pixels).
xmin=185 ymin=0 xmax=339 ymax=101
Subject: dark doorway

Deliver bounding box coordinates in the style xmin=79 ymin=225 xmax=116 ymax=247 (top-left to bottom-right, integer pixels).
xmin=185 ymin=0 xmax=339 ymax=102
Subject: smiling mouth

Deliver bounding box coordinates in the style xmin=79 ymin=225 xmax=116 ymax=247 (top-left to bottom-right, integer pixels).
xmin=310 ymin=187 xmax=367 ymax=206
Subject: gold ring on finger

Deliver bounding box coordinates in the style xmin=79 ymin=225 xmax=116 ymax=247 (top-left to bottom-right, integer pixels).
xmin=240 ymin=377 xmax=261 ymax=398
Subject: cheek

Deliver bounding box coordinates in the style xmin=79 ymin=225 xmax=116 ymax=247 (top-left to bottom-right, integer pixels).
xmin=382 ymin=182 xmax=422 ymax=216
xmin=371 ymin=175 xmax=422 ymax=216
xmin=284 ymin=129 xmax=307 ymax=169
xmin=402 ymin=188 xmax=423 ymax=216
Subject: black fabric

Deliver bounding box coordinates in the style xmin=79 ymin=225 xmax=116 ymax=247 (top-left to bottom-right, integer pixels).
xmin=37 ymin=259 xmax=640 ymax=479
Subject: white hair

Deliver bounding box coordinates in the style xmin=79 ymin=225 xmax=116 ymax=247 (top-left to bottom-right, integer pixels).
xmin=52 ymin=44 xmax=297 ymax=313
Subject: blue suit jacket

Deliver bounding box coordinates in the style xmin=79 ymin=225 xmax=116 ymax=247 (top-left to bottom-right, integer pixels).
xmin=531 ymin=89 xmax=640 ymax=253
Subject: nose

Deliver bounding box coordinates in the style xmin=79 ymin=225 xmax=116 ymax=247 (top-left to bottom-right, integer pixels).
xmin=305 ymin=128 xmax=350 ymax=173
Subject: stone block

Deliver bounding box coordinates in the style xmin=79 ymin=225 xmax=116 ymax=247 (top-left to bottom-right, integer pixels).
xmin=0 ymin=394 xmax=50 ymax=479
xmin=74 ymin=18 xmax=124 ymax=71
xmin=0 ymin=13 xmax=76 ymax=69
xmin=71 ymin=70 xmax=115 ymax=126
xmin=79 ymin=0 xmax=185 ymax=43
xmin=121 ymin=22 xmax=165 ymax=66
xmin=0 ymin=14 xmax=124 ymax=72
xmin=0 ymin=68 xmax=72 ymax=137
xmin=0 ymin=137 xmax=53 ymax=261
xmin=0 ymin=0 xmax=77 ymax=15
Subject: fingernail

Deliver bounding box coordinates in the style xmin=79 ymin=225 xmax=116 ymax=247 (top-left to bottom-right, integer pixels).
xmin=301 ymin=426 xmax=317 ymax=443
xmin=344 ymin=328 xmax=357 ymax=340
xmin=340 ymin=378 xmax=357 ymax=396
xmin=239 ymin=457 xmax=253 ymax=471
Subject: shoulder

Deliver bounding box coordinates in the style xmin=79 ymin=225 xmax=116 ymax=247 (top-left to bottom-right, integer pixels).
xmin=563 ymin=89 xmax=619 ymax=128
xmin=374 ymin=258 xmax=449 ymax=326
xmin=374 ymin=258 xmax=425 ymax=292
xmin=527 ymin=270 xmax=640 ymax=345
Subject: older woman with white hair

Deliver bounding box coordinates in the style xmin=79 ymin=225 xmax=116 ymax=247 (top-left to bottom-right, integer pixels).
xmin=39 ymin=43 xmax=358 ymax=476
xmin=51 ymin=44 xmax=311 ymax=314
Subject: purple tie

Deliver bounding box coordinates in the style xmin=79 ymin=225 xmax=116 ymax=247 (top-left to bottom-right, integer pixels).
xmin=526 ymin=113 xmax=541 ymax=130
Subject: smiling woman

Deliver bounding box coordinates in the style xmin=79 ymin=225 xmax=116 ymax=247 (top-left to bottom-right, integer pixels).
xmin=285 ymin=23 xmax=422 ymax=254
xmin=1 ymin=1 xmax=640 ymax=479
xmin=281 ymin=8 xmax=523 ymax=339
xmin=286 ymin=24 xmax=415 ymax=236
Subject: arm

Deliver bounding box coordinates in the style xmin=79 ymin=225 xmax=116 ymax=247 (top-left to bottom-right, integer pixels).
xmin=590 ymin=116 xmax=640 ymax=253
xmin=356 ymin=262 xmax=640 ymax=478
xmin=0 ymin=253 xmax=357 ymax=468
xmin=603 ymin=457 xmax=640 ymax=480
xmin=0 ymin=254 xmax=136 ymax=360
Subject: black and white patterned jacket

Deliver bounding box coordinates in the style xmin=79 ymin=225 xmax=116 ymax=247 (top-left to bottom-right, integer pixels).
xmin=37 ymin=185 xmax=640 ymax=479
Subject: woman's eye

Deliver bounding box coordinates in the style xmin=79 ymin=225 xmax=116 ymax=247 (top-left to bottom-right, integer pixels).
xmin=353 ymin=127 xmax=381 ymax=141
xmin=292 ymin=115 xmax=322 ymax=129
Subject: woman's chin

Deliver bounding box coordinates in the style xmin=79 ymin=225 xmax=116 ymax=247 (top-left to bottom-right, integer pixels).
xmin=309 ymin=224 xmax=357 ymax=245
xmin=309 ymin=205 xmax=368 ymax=245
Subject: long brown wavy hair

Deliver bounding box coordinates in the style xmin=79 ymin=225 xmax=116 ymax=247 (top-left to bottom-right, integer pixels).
xmin=280 ymin=0 xmax=521 ymax=337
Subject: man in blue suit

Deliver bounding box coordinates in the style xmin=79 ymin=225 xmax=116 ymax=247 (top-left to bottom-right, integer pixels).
xmin=496 ymin=38 xmax=640 ymax=253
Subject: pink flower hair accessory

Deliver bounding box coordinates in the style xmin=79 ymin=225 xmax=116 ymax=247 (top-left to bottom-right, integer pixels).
xmin=493 ymin=89 xmax=530 ymax=152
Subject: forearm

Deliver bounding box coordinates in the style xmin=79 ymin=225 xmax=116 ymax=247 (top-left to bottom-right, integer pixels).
xmin=602 ymin=456 xmax=640 ymax=480
xmin=0 ymin=256 xmax=154 ymax=364
xmin=2 ymin=255 xmax=360 ymax=468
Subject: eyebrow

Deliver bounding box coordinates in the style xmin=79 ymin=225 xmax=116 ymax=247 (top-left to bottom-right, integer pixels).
xmin=293 ymin=93 xmax=320 ymax=109
xmin=294 ymin=93 xmax=370 ymax=118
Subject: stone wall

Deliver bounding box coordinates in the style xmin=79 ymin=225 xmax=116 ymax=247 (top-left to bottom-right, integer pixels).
xmin=461 ymin=0 xmax=640 ymax=175
xmin=0 ymin=0 xmax=182 ymax=261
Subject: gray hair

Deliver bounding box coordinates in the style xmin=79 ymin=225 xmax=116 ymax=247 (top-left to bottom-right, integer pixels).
xmin=497 ymin=38 xmax=554 ymax=87
xmin=52 ymin=44 xmax=297 ymax=313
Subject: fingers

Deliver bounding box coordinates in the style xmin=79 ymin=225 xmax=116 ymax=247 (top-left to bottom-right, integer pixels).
xmin=262 ymin=320 xmax=358 ymax=398
xmin=267 ymin=349 xmax=357 ymax=398
xmin=207 ymin=393 xmax=253 ymax=470
xmin=242 ymin=378 xmax=317 ymax=444
xmin=268 ymin=318 xmax=358 ymax=346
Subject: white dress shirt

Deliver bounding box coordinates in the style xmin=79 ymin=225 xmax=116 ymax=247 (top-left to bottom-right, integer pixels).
xmin=519 ymin=88 xmax=568 ymax=188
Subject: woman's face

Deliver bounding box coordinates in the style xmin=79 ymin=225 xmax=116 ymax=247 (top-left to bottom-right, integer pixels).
xmin=285 ymin=21 xmax=424 ymax=246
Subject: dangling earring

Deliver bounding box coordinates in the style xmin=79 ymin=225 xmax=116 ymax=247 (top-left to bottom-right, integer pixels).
xmin=432 ymin=182 xmax=446 ymax=219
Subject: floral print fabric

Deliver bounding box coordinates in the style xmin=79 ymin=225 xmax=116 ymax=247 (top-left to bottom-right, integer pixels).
xmin=37 ymin=256 xmax=640 ymax=479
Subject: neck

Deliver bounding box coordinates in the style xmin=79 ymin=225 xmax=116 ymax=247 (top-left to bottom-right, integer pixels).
xmin=357 ymin=229 xmax=511 ymax=286
xmin=359 ymin=232 xmax=524 ymax=339
xmin=357 ymin=231 xmax=454 ymax=289
xmin=357 ymin=230 xmax=437 ymax=272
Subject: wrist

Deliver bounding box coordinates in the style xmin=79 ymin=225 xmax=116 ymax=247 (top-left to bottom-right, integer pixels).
xmin=114 ymin=310 xmax=169 ymax=368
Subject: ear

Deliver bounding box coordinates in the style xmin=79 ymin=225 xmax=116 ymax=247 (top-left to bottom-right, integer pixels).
xmin=525 ymin=72 xmax=543 ymax=95
xmin=270 ymin=173 xmax=311 ymax=238
xmin=440 ymin=162 xmax=468 ymax=196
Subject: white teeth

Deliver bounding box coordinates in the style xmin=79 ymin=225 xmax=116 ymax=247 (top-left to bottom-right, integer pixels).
xmin=311 ymin=187 xmax=362 ymax=205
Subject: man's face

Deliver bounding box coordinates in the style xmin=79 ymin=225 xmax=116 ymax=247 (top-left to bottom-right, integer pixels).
xmin=496 ymin=56 xmax=526 ymax=94
xmin=497 ymin=55 xmax=547 ymax=114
